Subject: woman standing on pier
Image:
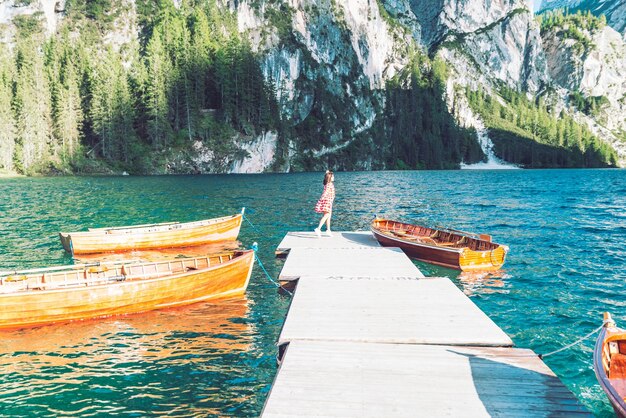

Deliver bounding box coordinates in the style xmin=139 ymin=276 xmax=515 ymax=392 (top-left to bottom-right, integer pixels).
xmin=314 ymin=171 xmax=335 ymax=237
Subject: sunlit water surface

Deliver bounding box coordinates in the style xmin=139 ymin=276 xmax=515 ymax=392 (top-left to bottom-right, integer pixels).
xmin=0 ymin=170 xmax=624 ymax=416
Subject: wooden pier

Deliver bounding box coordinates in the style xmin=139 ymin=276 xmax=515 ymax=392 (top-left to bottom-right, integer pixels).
xmin=262 ymin=231 xmax=590 ymax=417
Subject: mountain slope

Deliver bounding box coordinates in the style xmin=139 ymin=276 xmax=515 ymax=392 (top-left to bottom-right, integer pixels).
xmin=0 ymin=0 xmax=620 ymax=173
xmin=538 ymin=0 xmax=626 ymax=36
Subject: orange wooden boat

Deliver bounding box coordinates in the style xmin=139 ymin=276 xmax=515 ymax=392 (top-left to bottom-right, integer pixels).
xmin=371 ymin=218 xmax=509 ymax=271
xmin=59 ymin=209 xmax=244 ymax=255
xmin=594 ymin=312 xmax=626 ymax=417
xmin=0 ymin=250 xmax=254 ymax=330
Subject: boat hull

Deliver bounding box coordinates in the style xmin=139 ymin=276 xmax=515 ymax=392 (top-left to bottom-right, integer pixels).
xmin=0 ymin=251 xmax=254 ymax=330
xmin=372 ymin=231 xmax=462 ymax=270
xmin=371 ymin=219 xmax=508 ymax=271
xmin=59 ymin=213 xmax=243 ymax=255
xmin=594 ymin=322 xmax=626 ymax=418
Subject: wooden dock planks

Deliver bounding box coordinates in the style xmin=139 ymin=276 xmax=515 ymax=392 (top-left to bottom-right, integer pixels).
xmin=279 ymin=247 xmax=423 ymax=281
xmin=263 ymin=231 xmax=590 ymax=417
xmin=275 ymin=231 xmax=380 ymax=256
xmin=262 ymin=341 xmax=591 ymax=417
xmin=278 ymin=276 xmax=512 ymax=346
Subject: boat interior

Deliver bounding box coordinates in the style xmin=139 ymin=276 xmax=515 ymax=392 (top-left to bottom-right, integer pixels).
xmin=604 ymin=335 xmax=626 ymax=401
xmin=373 ymin=220 xmax=499 ymax=251
xmin=85 ymin=214 xmax=239 ymax=235
xmin=0 ymin=252 xmax=242 ymax=294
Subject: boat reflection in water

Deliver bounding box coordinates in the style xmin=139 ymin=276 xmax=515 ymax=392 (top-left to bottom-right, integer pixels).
xmin=0 ymin=298 xmax=254 ymax=414
xmin=0 ymin=297 xmax=253 ymax=369
xmin=456 ymin=270 xmax=510 ymax=296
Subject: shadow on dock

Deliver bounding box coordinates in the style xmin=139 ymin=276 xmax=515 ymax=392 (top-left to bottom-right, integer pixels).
xmin=448 ymin=349 xmax=592 ymax=416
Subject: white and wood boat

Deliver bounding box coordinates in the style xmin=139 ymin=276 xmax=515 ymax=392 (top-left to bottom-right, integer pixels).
xmin=59 ymin=209 xmax=244 ymax=255
xmin=371 ymin=218 xmax=509 ymax=271
xmin=594 ymin=312 xmax=626 ymax=417
xmin=0 ymin=250 xmax=254 ymax=330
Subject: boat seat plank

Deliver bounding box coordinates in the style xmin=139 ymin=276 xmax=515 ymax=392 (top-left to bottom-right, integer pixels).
xmin=610 ymin=353 xmax=626 ymax=379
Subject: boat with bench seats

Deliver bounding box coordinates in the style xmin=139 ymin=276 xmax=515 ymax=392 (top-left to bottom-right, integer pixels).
xmin=594 ymin=312 xmax=626 ymax=417
xmin=370 ymin=218 xmax=509 ymax=271
xmin=59 ymin=209 xmax=244 ymax=255
xmin=0 ymin=250 xmax=254 ymax=330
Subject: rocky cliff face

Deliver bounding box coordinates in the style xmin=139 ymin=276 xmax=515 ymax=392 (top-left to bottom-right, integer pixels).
xmin=236 ymin=0 xmax=413 ymax=171
xmin=542 ymin=22 xmax=626 ymax=159
xmin=0 ymin=0 xmax=64 ymax=44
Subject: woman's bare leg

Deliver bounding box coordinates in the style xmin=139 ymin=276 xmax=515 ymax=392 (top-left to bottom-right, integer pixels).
xmin=325 ymin=211 xmax=332 ymax=232
xmin=317 ymin=213 xmax=330 ymax=229
xmin=316 ymin=213 xmax=330 ymax=236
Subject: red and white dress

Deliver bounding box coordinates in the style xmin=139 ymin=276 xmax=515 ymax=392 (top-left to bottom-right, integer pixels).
xmin=314 ymin=183 xmax=335 ymax=213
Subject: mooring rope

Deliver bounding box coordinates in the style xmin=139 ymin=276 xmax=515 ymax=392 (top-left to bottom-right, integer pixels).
xmin=537 ymin=320 xmax=608 ymax=359
xmin=251 ymin=242 xmax=293 ymax=296
xmin=242 ymin=211 xmax=262 ymax=233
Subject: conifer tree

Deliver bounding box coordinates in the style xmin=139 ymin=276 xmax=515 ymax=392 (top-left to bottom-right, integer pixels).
xmin=89 ymin=48 xmax=138 ymax=162
xmin=0 ymin=45 xmax=16 ymax=171
xmin=46 ymin=33 xmax=84 ymax=166
xmin=144 ymin=30 xmax=172 ymax=150
xmin=13 ymin=36 xmax=53 ymax=172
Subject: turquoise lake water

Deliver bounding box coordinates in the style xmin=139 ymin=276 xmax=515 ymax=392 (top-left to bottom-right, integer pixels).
xmin=0 ymin=169 xmax=624 ymax=416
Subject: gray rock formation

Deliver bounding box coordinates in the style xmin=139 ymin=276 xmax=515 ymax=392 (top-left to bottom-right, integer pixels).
xmin=542 ymin=23 xmax=626 ymax=159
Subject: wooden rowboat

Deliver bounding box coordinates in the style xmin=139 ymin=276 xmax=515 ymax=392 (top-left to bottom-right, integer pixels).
xmin=0 ymin=250 xmax=254 ymax=330
xmin=371 ymin=218 xmax=509 ymax=271
xmin=594 ymin=312 xmax=626 ymax=417
xmin=59 ymin=209 xmax=244 ymax=255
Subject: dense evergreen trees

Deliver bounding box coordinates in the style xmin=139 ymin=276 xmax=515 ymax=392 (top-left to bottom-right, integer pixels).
xmin=0 ymin=45 xmax=16 ymax=172
xmin=466 ymin=86 xmax=618 ymax=167
xmin=537 ymin=9 xmax=606 ymax=53
xmin=377 ymin=53 xmax=484 ymax=169
xmin=0 ymin=0 xmax=279 ymax=174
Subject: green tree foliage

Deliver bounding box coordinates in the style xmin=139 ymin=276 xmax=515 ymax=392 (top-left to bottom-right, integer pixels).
xmin=45 ymin=32 xmax=84 ymax=168
xmin=0 ymin=0 xmax=280 ymax=174
xmin=1 ymin=1 xmax=619 ymax=174
xmin=466 ymin=86 xmax=618 ymax=167
xmin=143 ymin=30 xmax=172 ymax=150
xmin=376 ymin=53 xmax=484 ymax=169
xmin=13 ymin=35 xmax=53 ymax=173
xmin=65 ymin=0 xmax=117 ymax=27
xmin=0 ymin=45 xmax=16 ymax=171
xmin=569 ymin=91 xmax=610 ymax=117
xmin=537 ymin=9 xmax=606 ymax=53
xmin=89 ymin=48 xmax=139 ymax=163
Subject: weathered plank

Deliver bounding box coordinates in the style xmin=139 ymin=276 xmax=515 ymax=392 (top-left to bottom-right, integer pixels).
xmin=278 ymin=247 xmax=423 ymax=281
xmin=261 ymin=340 xmax=591 ymax=418
xmin=278 ymin=276 xmax=512 ymax=347
xmin=275 ymin=231 xmax=379 ymax=256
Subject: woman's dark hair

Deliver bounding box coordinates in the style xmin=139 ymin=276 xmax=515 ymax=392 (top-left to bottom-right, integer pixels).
xmin=323 ymin=170 xmax=334 ymax=185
